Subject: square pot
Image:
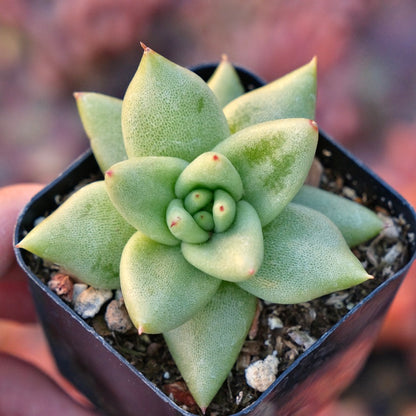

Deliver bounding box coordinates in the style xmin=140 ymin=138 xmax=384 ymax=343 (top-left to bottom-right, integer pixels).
xmin=14 ymin=65 xmax=416 ymax=416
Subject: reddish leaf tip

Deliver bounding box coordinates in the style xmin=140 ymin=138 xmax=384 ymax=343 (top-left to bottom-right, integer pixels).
xmin=140 ymin=41 xmax=152 ymax=53
xmin=170 ymin=217 xmax=180 ymax=228
xmin=309 ymin=120 xmax=318 ymax=131
xmin=212 ymin=154 xmax=220 ymax=161
xmin=200 ymin=407 xmax=207 ymax=415
xmin=105 ymin=169 xmax=113 ymax=178
xmin=138 ymin=326 xmax=144 ymax=335
xmin=73 ymin=92 xmax=83 ymax=100
xmin=219 ymin=205 xmax=225 ymax=212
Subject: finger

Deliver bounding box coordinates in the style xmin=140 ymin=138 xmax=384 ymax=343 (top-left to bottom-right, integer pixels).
xmin=0 ymin=353 xmax=99 ymax=416
xmin=0 ymin=273 xmax=37 ymax=322
xmin=0 ymin=320 xmax=92 ymax=407
xmin=0 ymin=183 xmax=44 ymax=278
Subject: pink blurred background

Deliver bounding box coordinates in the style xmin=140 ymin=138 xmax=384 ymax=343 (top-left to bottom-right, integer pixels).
xmin=1 ymin=1 xmax=415 ymax=414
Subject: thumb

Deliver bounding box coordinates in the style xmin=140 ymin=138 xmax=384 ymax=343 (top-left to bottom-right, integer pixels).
xmin=0 ymin=183 xmax=44 ymax=277
xmin=0 ymin=353 xmax=99 ymax=416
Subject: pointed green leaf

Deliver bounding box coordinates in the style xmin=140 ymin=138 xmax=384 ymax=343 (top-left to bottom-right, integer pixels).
xmin=166 ymin=199 xmax=210 ymax=244
xmin=120 ymin=231 xmax=221 ymax=334
xmin=224 ymin=57 xmax=317 ymax=133
xmin=175 ymin=151 xmax=243 ymax=201
xmin=207 ymin=55 xmax=245 ymax=107
xmin=74 ymin=92 xmax=127 ymax=173
xmin=182 ymin=201 xmax=263 ymax=282
xmin=214 ymin=118 xmax=318 ymax=226
xmin=105 ymin=156 xmax=187 ymax=246
xmin=238 ymin=203 xmax=372 ymax=304
xmin=184 ymin=189 xmax=213 ymax=214
xmin=293 ymin=185 xmax=383 ymax=247
xmin=18 ymin=182 xmax=135 ymax=289
xmin=164 ymin=282 xmax=257 ymax=410
xmin=193 ymin=210 xmax=214 ymax=231
xmin=212 ymin=189 xmax=236 ymax=233
xmin=122 ymin=46 xmax=230 ymax=161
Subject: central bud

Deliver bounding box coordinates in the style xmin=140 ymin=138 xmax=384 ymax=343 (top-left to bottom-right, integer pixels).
xmin=166 ymin=152 xmax=242 ymax=244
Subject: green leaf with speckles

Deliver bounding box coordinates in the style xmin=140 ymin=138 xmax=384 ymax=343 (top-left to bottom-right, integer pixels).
xmin=223 ymin=57 xmax=317 ymax=133
xmin=214 ymin=118 xmax=318 ymax=227
xmin=122 ymin=46 xmax=230 ymax=161
xmin=75 ymin=92 xmax=127 ymax=173
xmin=105 ymin=156 xmax=188 ymax=246
xmin=238 ymin=203 xmax=372 ymax=303
xmin=120 ymin=231 xmax=221 ymax=334
xmin=17 ymin=182 xmax=135 ymax=289
xmin=164 ymin=282 xmax=257 ymax=411
xmin=207 ymin=55 xmax=245 ymax=107
xmin=175 ymin=151 xmax=243 ymax=201
xmin=293 ymin=185 xmax=384 ymax=247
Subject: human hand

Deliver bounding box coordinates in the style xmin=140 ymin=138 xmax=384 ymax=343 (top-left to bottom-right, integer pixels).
xmin=0 ymin=184 xmax=99 ymax=416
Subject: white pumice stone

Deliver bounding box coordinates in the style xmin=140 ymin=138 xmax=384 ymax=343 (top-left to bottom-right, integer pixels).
xmin=287 ymin=328 xmax=316 ymax=350
xmin=245 ymin=355 xmax=279 ymax=392
xmin=72 ymin=283 xmax=88 ymax=304
xmin=268 ymin=315 xmax=283 ymax=330
xmin=74 ymin=287 xmax=113 ymax=319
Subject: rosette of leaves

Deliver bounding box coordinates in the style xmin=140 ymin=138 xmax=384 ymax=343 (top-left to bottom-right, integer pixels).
xmin=18 ymin=45 xmax=383 ymax=412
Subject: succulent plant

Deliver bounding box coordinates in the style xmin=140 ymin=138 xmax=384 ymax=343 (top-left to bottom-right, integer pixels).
xmin=18 ymin=44 xmax=384 ymax=412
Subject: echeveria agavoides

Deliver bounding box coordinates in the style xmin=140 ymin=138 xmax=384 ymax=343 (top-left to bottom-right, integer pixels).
xmin=18 ymin=44 xmax=383 ymax=411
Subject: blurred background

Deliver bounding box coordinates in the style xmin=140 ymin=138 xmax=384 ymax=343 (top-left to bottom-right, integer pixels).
xmin=1 ymin=0 xmax=415 ymax=414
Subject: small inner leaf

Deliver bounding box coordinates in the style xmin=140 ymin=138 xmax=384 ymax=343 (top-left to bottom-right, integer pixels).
xmin=184 ymin=189 xmax=213 ymax=214
xmin=193 ymin=211 xmax=214 ymax=231
xmin=166 ymin=199 xmax=211 ymax=244
xmin=175 ymin=151 xmax=244 ymax=201
xmin=182 ymin=200 xmax=263 ymax=282
xmin=212 ymin=189 xmax=236 ymax=233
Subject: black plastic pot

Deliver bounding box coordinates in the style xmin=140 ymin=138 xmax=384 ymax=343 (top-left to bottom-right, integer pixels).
xmin=14 ymin=66 xmax=416 ymax=416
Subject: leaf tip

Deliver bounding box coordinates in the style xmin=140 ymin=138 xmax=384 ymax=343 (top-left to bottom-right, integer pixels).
xmin=200 ymin=407 xmax=207 ymax=415
xmin=140 ymin=41 xmax=152 ymax=54
xmin=309 ymin=120 xmax=318 ymax=132
xmin=73 ymin=92 xmax=83 ymax=100
xmin=138 ymin=326 xmax=144 ymax=335
xmin=105 ymin=169 xmax=113 ymax=178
